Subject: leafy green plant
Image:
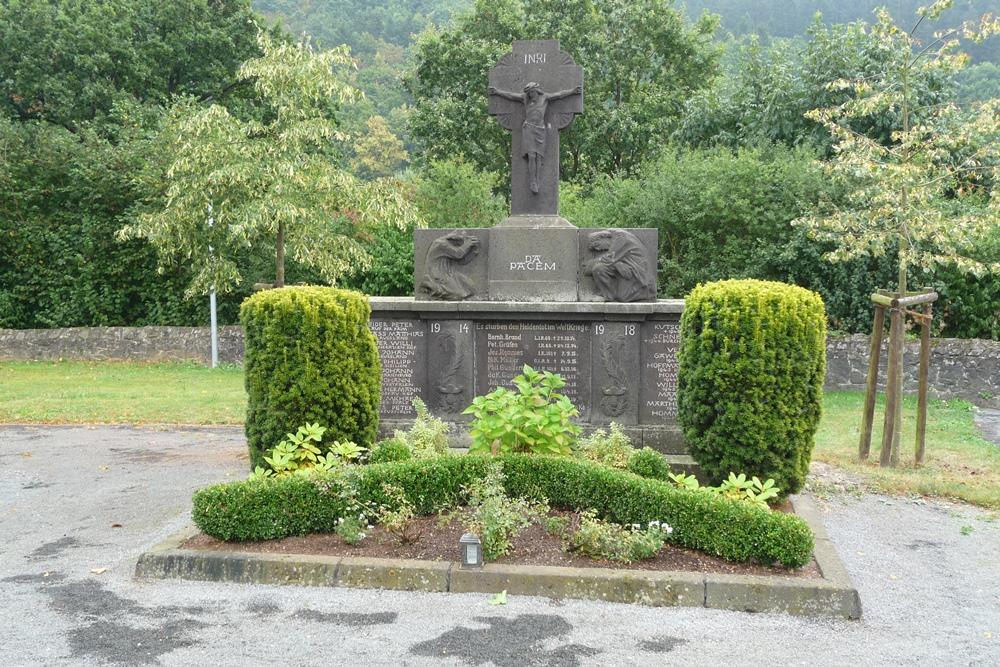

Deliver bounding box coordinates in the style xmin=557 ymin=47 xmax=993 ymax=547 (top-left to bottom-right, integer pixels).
xmin=668 ymin=472 xmax=702 ymax=491
xmin=626 ymin=447 xmax=672 ymax=482
xmin=393 ymin=397 xmax=450 ymax=458
xmin=368 ymin=438 xmax=412 ymax=464
xmin=461 ymin=461 xmax=548 ymax=560
xmin=334 ymin=473 xmax=373 ymax=545
xmin=541 ymin=514 xmax=570 ymax=539
xmin=667 ymin=470 xmax=781 ymax=510
xmin=716 ymin=473 xmax=780 ymax=510
xmin=376 ymin=483 xmax=421 ymax=544
xmin=566 ymin=510 xmax=673 ymax=563
xmin=256 ymin=423 xmax=327 ymax=477
xmin=464 ymin=365 xmax=581 ymax=456
xmin=328 ymin=440 xmax=366 ymax=463
xmin=577 ymin=423 xmax=633 ymax=469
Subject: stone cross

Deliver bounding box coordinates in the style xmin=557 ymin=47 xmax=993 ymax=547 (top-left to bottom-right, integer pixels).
xmin=488 ymin=40 xmax=583 ymax=218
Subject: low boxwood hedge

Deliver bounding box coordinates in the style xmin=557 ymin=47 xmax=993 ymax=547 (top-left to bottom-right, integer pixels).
xmin=192 ymin=455 xmax=813 ymax=568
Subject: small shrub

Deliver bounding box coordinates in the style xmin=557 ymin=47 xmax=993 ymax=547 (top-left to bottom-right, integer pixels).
xmin=566 ymin=511 xmax=673 ymax=563
xmin=626 ymin=447 xmax=672 ymax=482
xmin=252 ymin=423 xmax=362 ymax=479
xmin=393 ymin=397 xmax=450 ymax=458
xmin=464 ymin=365 xmax=581 ymax=455
xmin=577 ymin=423 xmax=632 ymax=469
xmin=678 ymin=279 xmax=826 ymax=495
xmin=369 ymin=438 xmax=412 ymax=464
xmin=461 ymin=461 xmax=548 ymax=560
xmin=242 ymin=286 xmax=381 ymax=469
xmin=376 ymin=483 xmax=421 ymax=544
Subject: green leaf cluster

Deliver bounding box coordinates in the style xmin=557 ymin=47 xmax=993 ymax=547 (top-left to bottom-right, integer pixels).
xmin=464 ymin=365 xmax=581 ymax=456
xmin=461 ymin=461 xmax=547 ymax=560
xmin=678 ymin=279 xmax=827 ymax=496
xmin=566 ymin=510 xmax=671 ymax=563
xmin=192 ymin=454 xmax=814 ymax=567
xmin=241 ymin=286 xmax=381 ymax=469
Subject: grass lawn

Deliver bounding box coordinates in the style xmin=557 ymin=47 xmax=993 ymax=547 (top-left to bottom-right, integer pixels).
xmin=0 ymin=361 xmax=245 ymax=425
xmin=816 ymin=391 xmax=1000 ymax=509
xmin=2 ymin=361 xmax=997 ymax=507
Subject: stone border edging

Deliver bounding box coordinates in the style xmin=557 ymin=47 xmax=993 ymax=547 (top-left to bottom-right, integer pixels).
xmin=134 ymin=494 xmax=861 ymax=619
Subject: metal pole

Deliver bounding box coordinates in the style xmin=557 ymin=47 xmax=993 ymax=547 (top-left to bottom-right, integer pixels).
xmin=208 ymin=204 xmax=218 ymax=369
xmin=210 ymin=289 xmax=218 ymax=369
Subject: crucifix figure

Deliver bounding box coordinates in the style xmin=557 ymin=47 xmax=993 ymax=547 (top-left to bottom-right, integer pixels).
xmin=488 ymin=40 xmax=584 ymax=217
xmin=488 ymin=82 xmax=582 ymax=194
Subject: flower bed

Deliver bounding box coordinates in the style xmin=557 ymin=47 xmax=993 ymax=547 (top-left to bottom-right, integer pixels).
xmin=192 ymin=454 xmax=814 ymax=568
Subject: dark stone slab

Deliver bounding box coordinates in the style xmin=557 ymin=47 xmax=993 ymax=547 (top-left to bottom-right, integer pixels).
xmin=641 ymin=426 xmax=687 ymax=454
xmin=474 ymin=320 xmax=592 ymax=421
xmin=589 ymin=321 xmax=641 ymax=425
xmin=425 ymin=319 xmax=475 ymax=420
xmin=578 ymin=228 xmax=658 ymax=303
xmin=639 ymin=320 xmax=681 ymax=424
xmin=369 ymin=317 xmax=427 ymax=418
xmin=488 ymin=225 xmax=580 ymax=301
xmin=414 ymin=229 xmax=489 ymax=301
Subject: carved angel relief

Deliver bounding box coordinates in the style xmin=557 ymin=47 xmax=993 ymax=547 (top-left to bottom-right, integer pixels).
xmin=435 ymin=331 xmax=465 ymax=412
xmin=600 ymin=335 xmax=629 ymax=417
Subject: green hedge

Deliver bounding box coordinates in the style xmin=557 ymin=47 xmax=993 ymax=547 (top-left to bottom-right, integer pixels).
xmin=192 ymin=455 xmax=814 ymax=568
xmin=678 ymin=279 xmax=826 ymax=495
xmin=241 ymin=287 xmax=381 ymax=469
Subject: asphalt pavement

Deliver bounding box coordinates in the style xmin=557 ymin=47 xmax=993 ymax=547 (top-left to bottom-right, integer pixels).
xmin=1 ymin=424 xmax=998 ymax=666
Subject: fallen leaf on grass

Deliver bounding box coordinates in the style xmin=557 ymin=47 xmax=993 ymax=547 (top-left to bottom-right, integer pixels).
xmin=489 ymin=590 xmax=508 ymax=606
xmin=90 ymin=568 xmax=108 ymax=575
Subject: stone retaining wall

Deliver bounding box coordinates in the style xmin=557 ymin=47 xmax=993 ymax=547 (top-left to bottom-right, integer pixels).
xmin=2 ymin=326 xmax=998 ymax=407
xmin=825 ymin=334 xmax=1000 ymax=408
xmin=0 ymin=326 xmax=245 ymax=365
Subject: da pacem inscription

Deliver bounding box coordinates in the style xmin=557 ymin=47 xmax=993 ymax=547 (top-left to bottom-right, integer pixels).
xmin=640 ymin=321 xmax=681 ymax=423
xmin=475 ymin=321 xmax=592 ymax=419
xmin=370 ymin=318 xmax=426 ymax=418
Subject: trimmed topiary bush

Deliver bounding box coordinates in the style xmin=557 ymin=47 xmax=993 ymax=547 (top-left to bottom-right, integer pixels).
xmin=368 ymin=438 xmax=413 ymax=464
xmin=626 ymin=447 xmax=672 ymax=482
xmin=678 ymin=279 xmax=826 ymax=496
xmin=192 ymin=454 xmax=814 ymax=568
xmin=241 ymin=286 xmax=381 ymax=469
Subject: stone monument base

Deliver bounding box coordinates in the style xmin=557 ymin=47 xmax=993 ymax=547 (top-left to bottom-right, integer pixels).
xmin=368 ymin=297 xmax=687 ymax=455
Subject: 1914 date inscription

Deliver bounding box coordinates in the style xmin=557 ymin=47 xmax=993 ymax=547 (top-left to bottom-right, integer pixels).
xmin=475 ymin=321 xmax=591 ymax=418
xmin=370 ymin=318 xmax=425 ymax=417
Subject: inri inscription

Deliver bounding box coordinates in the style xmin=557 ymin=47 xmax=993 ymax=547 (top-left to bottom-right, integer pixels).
xmin=640 ymin=321 xmax=681 ymax=423
xmin=370 ymin=318 xmax=426 ymax=418
xmin=475 ymin=321 xmax=591 ymax=419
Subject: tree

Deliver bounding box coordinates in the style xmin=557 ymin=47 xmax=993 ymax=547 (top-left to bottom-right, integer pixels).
xmin=408 ymin=0 xmax=720 ymax=183
xmin=120 ymin=30 xmax=419 ymax=295
xmin=795 ymin=1 xmax=1000 ymax=465
xmin=675 ymin=18 xmax=956 ymax=152
xmin=351 ymin=115 xmax=409 ymax=178
xmin=0 ymin=0 xmax=265 ymax=129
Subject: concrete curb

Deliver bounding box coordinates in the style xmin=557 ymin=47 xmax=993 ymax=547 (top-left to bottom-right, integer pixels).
xmin=135 ymin=495 xmax=861 ymax=619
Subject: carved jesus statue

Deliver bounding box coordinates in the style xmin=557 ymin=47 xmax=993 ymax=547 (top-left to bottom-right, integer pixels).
xmin=487 ymin=82 xmax=582 ymax=194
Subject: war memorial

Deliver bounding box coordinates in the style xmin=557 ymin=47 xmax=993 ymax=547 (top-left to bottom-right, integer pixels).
xmin=367 ymin=40 xmax=684 ymax=453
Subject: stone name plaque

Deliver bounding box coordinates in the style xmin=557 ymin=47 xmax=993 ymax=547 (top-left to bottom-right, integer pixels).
xmin=475 ymin=321 xmax=592 ymax=419
xmin=370 ymin=318 xmax=426 ymax=418
xmin=640 ymin=321 xmax=681 ymax=423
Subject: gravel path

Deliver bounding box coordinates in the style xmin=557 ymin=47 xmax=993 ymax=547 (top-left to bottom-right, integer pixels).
xmin=1 ymin=425 xmax=998 ymax=666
